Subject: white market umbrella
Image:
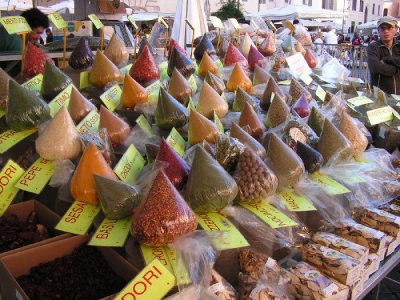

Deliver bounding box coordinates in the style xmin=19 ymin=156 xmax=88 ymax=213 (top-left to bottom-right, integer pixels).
xmin=356 ymin=20 xmax=378 ymax=30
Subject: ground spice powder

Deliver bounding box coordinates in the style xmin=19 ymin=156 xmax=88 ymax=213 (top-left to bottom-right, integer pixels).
xmin=167 ymin=68 xmax=194 ymax=105
xmin=197 ymin=81 xmax=228 ymax=118
xmin=68 ymin=86 xmax=96 ymax=123
xmin=188 ymin=109 xmax=220 ymax=145
xmin=99 ymin=105 xmax=130 ymax=145
xmin=155 ymin=87 xmax=189 ymax=130
xmin=121 ymin=74 xmax=149 ymax=109
xmin=89 ymin=50 xmax=122 ymax=89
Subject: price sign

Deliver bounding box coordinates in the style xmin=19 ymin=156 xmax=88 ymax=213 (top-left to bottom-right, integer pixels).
xmin=88 ymin=14 xmax=104 ymax=29
xmin=0 ymin=16 xmax=31 ymax=34
xmin=48 ymin=13 xmax=67 ymax=29
xmin=210 ymin=16 xmax=224 ymax=29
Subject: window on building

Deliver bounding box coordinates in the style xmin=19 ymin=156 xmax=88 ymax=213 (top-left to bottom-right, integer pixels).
xmin=378 ymin=5 xmax=380 ymax=15
xmin=352 ymin=0 xmax=356 ymax=10
xmin=322 ymin=0 xmax=333 ymax=10
xmin=259 ymin=0 xmax=266 ymax=3
xmin=308 ymin=0 xmax=312 ymax=5
xmin=359 ymin=0 xmax=363 ymax=12
xmin=372 ymin=3 xmax=375 ymax=14
xmin=384 ymin=8 xmax=388 ymax=15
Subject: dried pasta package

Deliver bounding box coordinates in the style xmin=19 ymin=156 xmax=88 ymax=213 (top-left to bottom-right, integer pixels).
xmin=247 ymin=45 xmax=265 ymax=71
xmin=199 ymin=52 xmax=219 ymax=77
xmin=41 ymin=62 xmax=72 ymax=101
xmin=168 ymin=39 xmax=187 ymax=58
xmin=99 ymin=106 xmax=130 ymax=145
xmin=7 ymin=80 xmax=51 ymax=131
xmin=307 ymin=106 xmax=325 ymax=136
xmin=103 ymin=33 xmax=129 ymax=68
xmin=230 ymin=122 xmax=266 ymax=159
xmin=260 ymin=77 xmax=285 ymax=111
xmin=188 ymin=109 xmax=220 ymax=145
xmin=156 ymin=138 xmax=190 ymax=190
xmin=23 ymin=42 xmax=53 ymax=79
xmin=132 ymin=170 xmax=197 ymax=246
xmin=266 ymin=132 xmax=305 ymax=188
xmin=258 ymin=34 xmax=276 ymax=57
xmin=68 ymin=37 xmax=95 ymax=70
xmin=253 ymin=65 xmax=271 ymax=85
xmin=338 ymin=113 xmax=368 ymax=158
xmin=205 ymin=71 xmax=225 ymax=95
xmin=95 ymin=174 xmax=141 ymax=220
xmin=215 ymin=134 xmax=245 ymax=172
xmin=168 ymin=68 xmax=194 ymax=105
xmin=354 ymin=207 xmax=400 ymax=238
xmin=70 ymin=144 xmax=117 ymax=204
xmin=239 ymin=33 xmax=255 ymax=58
xmin=289 ymin=79 xmax=312 ymax=105
xmin=168 ymin=47 xmax=195 ymax=79
xmin=227 ymin=64 xmax=252 ymax=93
xmin=89 ymin=51 xmax=122 ymax=89
xmin=0 ymin=68 xmax=11 ymax=109
xmin=121 ymin=74 xmax=149 ymax=109
xmin=197 ymin=82 xmax=228 ymax=119
xmin=35 ymin=107 xmax=81 ymax=161
xmin=186 ymin=146 xmax=238 ymax=212
xmin=155 ymin=87 xmax=189 ymax=130
xmin=232 ymin=87 xmax=258 ymax=112
xmin=238 ymin=102 xmax=265 ymax=139
xmin=68 ymin=86 xmax=96 ymax=123
xmin=234 ymin=147 xmax=278 ymax=202
xmin=194 ymin=33 xmax=216 ymax=62
xmin=130 ymin=45 xmax=159 ymax=86
xmin=224 ymin=43 xmax=248 ymax=67
xmin=264 ymin=93 xmax=290 ymax=128
xmin=296 ymin=141 xmax=324 ymax=173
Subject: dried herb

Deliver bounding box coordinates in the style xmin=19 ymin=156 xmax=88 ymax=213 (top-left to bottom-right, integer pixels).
xmin=188 ymin=109 xmax=219 ymax=145
xmin=296 ymin=141 xmax=323 ymax=173
xmin=0 ymin=68 xmax=11 ymax=108
xmin=339 ymin=113 xmax=368 ymax=158
xmin=99 ymin=106 xmax=130 ymax=145
xmin=41 ymin=62 xmax=72 ymax=101
xmin=89 ymin=50 xmax=122 ymax=89
xmin=194 ymin=33 xmax=216 ymax=61
xmin=68 ymin=37 xmax=95 ymax=71
xmin=168 ymin=47 xmax=195 ymax=79
xmin=307 ymin=106 xmax=325 ymax=136
xmin=155 ymin=87 xmax=189 ymax=130
xmin=130 ymin=45 xmax=160 ymax=85
xmin=233 ymin=87 xmax=258 ymax=112
xmin=289 ymin=79 xmax=312 ymax=105
xmin=215 ymin=134 xmax=244 ymax=172
xmin=253 ymin=65 xmax=271 ymax=86
xmin=261 ymin=77 xmax=285 ymax=111
xmin=121 ymin=74 xmax=149 ymax=109
xmin=168 ymin=68 xmax=194 ymax=105
xmin=197 ymin=82 xmax=228 ymax=118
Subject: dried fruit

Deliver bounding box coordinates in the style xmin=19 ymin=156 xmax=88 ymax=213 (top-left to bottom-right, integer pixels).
xmin=23 ymin=43 xmax=53 ymax=79
xmin=188 ymin=109 xmax=219 ymax=145
xmin=238 ymin=102 xmax=265 ymax=139
xmin=41 ymin=62 xmax=72 ymax=101
xmin=68 ymin=37 xmax=95 ymax=70
xmin=339 ymin=113 xmax=368 ymax=158
xmin=89 ymin=51 xmax=122 ymax=89
xmin=296 ymin=141 xmax=323 ymax=173
xmin=293 ymin=95 xmax=311 ymax=118
xmin=227 ymin=63 xmax=252 ymax=92
xmin=168 ymin=47 xmax=195 ymax=79
xmin=261 ymin=77 xmax=285 ymax=111
xmin=247 ymin=45 xmax=265 ymax=71
xmin=233 ymin=87 xmax=258 ymax=112
xmin=99 ymin=106 xmax=130 ymax=145
xmin=224 ymin=42 xmax=248 ymax=67
xmin=205 ymin=71 xmax=225 ymax=95
xmin=130 ymin=45 xmax=160 ymax=85
xmin=167 ymin=68 xmax=194 ymax=105
xmin=231 ymin=122 xmax=266 ymax=159
xmin=253 ymin=65 xmax=271 ymax=86
xmin=265 ymin=93 xmax=290 ymax=128
xmin=197 ymin=82 xmax=228 ymax=118
xmin=132 ymin=170 xmax=197 ymax=246
xmin=155 ymin=87 xmax=188 ymax=130
xmin=121 ymin=74 xmax=148 ymax=109
xmin=104 ymin=33 xmax=129 ymax=68
xmin=194 ymin=33 xmax=216 ymax=61
xmin=198 ymin=52 xmax=218 ymax=77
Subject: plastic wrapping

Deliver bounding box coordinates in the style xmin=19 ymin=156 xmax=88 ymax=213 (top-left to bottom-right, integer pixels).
xmin=227 ymin=64 xmax=252 ymax=93
xmin=23 ymin=43 xmax=53 ymax=79
xmin=260 ymin=77 xmax=285 ymax=111
xmin=89 ymin=50 xmax=122 ymax=89
xmin=188 ymin=109 xmax=220 ymax=145
xmin=289 ymin=79 xmax=312 ymax=105
xmin=281 ymin=35 xmax=295 ymax=53
xmin=68 ymin=86 xmax=96 ymax=123
xmin=168 ymin=68 xmax=194 ymax=105
xmin=294 ymin=26 xmax=312 ymax=46
xmin=94 ymin=174 xmax=141 ymax=220
xmin=292 ymin=94 xmax=311 ymax=118
xmin=0 ymin=68 xmax=11 ymax=108
xmin=138 ymin=36 xmax=155 ymax=57
xmin=198 ymin=52 xmax=219 ymax=77
xmin=304 ymin=49 xmax=317 ymax=69
xmin=168 ymin=47 xmax=195 ymax=79
xmin=197 ymin=82 xmax=228 ymax=118
xmin=68 ymin=37 xmax=95 ymax=70
xmin=156 ymin=138 xmax=190 ymax=190
xmin=103 ymin=33 xmax=129 ymax=68
xmin=35 ymin=107 xmax=81 ymax=160
xmin=247 ymin=45 xmax=265 ymax=71
xmin=253 ymin=65 xmax=271 ymax=86
xmin=123 ymin=125 xmax=161 ymax=156
xmin=307 ymin=106 xmax=325 ymax=136
xmin=99 ymin=105 xmax=130 ymax=145
xmin=238 ymin=102 xmax=265 ymax=139
xmin=321 ymin=58 xmax=350 ymax=83
xmin=296 ymin=141 xmax=324 ymax=173
xmin=258 ymin=34 xmax=276 ymax=57
xmin=338 ymin=113 xmax=368 ymax=158
xmin=185 ymin=146 xmax=238 ymax=212
xmin=232 ymin=87 xmax=258 ymax=112
xmin=49 ymin=159 xmax=75 ymax=188
xmin=70 ymin=144 xmax=117 ymax=204
xmin=194 ymin=33 xmax=216 ymax=62
xmin=264 ymin=93 xmax=290 ymax=128
xmin=294 ymin=41 xmax=306 ymax=56
xmin=271 ymin=45 xmax=286 ymax=72
xmin=131 ymin=169 xmax=197 ymax=246
xmin=266 ymin=132 xmax=305 ymax=188
xmin=168 ymin=39 xmax=187 ymax=58
xmin=81 ymin=128 xmax=116 ymax=165
xmin=41 ymin=62 xmax=73 ymax=101
xmin=239 ymin=33 xmax=255 ymax=58
xmin=7 ymin=80 xmax=51 ymax=131
xmin=121 ymin=74 xmax=149 ymax=109
xmin=230 ymin=122 xmax=266 ymax=159
xmin=155 ymin=87 xmax=189 ymax=130
xmin=234 ymin=147 xmax=278 ymax=202
xmin=224 ymin=42 xmax=248 ymax=67
xmin=130 ymin=45 xmax=160 ymax=85
xmin=215 ymin=134 xmax=244 ymax=172
xmin=205 ymin=71 xmax=225 ymax=95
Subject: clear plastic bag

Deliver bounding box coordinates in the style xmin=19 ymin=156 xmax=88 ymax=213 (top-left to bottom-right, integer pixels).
xmin=41 ymin=62 xmax=73 ymax=101
xmin=103 ymin=33 xmax=129 ymax=68
xmin=49 ymin=160 xmax=75 ymax=188
xmin=89 ymin=50 xmax=122 ymax=89
xmin=215 ymin=134 xmax=245 ymax=173
xmin=321 ymin=58 xmax=351 ymax=83
xmin=68 ymin=37 xmax=95 ymax=71
xmin=81 ymin=128 xmax=116 ymax=166
xmin=123 ymin=125 xmax=161 ymax=156
xmin=294 ymin=25 xmax=312 ymax=46
xmin=230 ymin=122 xmax=266 ymax=159
xmin=0 ymin=68 xmax=11 ymax=109
xmin=155 ymin=87 xmax=189 ymax=130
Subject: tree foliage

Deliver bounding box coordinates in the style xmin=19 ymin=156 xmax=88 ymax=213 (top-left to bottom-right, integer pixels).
xmin=212 ymin=0 xmax=244 ymax=21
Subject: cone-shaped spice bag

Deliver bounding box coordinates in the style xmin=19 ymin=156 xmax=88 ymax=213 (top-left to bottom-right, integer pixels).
xmin=205 ymin=71 xmax=225 ymax=95
xmin=261 ymin=78 xmax=286 ymax=111
xmin=293 ymin=95 xmax=311 ymax=118
xmin=272 ymin=45 xmax=286 ymax=71
xmin=168 ymin=39 xmax=187 ymax=58
xmin=233 ymin=87 xmax=257 ymax=112
xmin=339 ymin=113 xmax=368 ymax=157
xmin=248 ymin=45 xmax=265 ymax=71
xmin=132 ymin=170 xmax=197 ymax=246
xmin=304 ymin=49 xmax=317 ymax=69
xmin=7 ymin=80 xmax=50 ymax=131
xmin=89 ymin=51 xmax=122 ymax=89
xmin=317 ymin=119 xmax=353 ymax=163
xmin=266 ymin=132 xmax=305 ymax=188
xmin=71 ymin=144 xmax=117 ymax=204
xmin=282 ymin=35 xmax=295 ymax=52
xmin=231 ymin=122 xmax=266 ymax=159
xmin=121 ymin=74 xmax=149 ymax=109
xmin=130 ymin=45 xmax=159 ymax=85
xmin=198 ymin=52 xmax=218 ymax=77
xmin=104 ymin=33 xmax=129 ymax=68
xmin=0 ymin=68 xmax=11 ymax=108
xmin=156 ymin=139 xmax=190 ymax=190
xmin=238 ymin=102 xmax=265 ymax=139
xmin=253 ymin=65 xmax=271 ymax=86
xmin=289 ymin=79 xmax=312 ymax=105
xmin=41 ymin=62 xmax=72 ymax=101
xmin=155 ymin=87 xmax=188 ymax=130
xmin=296 ymin=141 xmax=323 ymax=173
xmin=188 ymin=109 xmax=219 ymax=145
xmin=239 ymin=33 xmax=255 ymax=58
xmin=194 ymin=33 xmax=216 ymax=61
xmin=95 ymin=174 xmax=141 ymax=220
xmin=307 ymin=106 xmax=325 ymax=136
xmin=23 ymin=43 xmax=53 ymax=79
xmin=68 ymin=86 xmax=96 ymax=123
xmin=36 ymin=107 xmax=81 ymax=160
xmin=258 ymin=34 xmax=276 ymax=56
xmin=227 ymin=63 xmax=252 ymax=92
xmin=224 ymin=42 xmax=248 ymax=67
xmin=167 ymin=68 xmax=194 ymax=105
xmin=99 ymin=106 xmax=130 ymax=144
xmin=265 ymin=93 xmax=290 ymax=128
xmin=186 ymin=146 xmax=238 ymax=212
xmin=234 ymin=147 xmax=278 ymax=202
xmin=295 ymin=41 xmax=306 ymax=56
xmin=168 ymin=47 xmax=195 ymax=79
xmin=197 ymin=82 xmax=228 ymax=118
xmin=69 ymin=37 xmax=95 ymax=70
xmin=138 ymin=37 xmax=154 ymax=56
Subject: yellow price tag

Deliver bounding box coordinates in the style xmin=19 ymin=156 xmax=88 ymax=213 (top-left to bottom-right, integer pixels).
xmin=127 ymin=15 xmax=139 ymax=30
xmin=166 ymin=128 xmax=186 ymax=157
xmin=0 ymin=109 xmax=5 ymax=119
xmin=300 ymin=72 xmax=313 ymax=86
xmin=80 ymin=70 xmax=92 ymax=89
xmin=366 ymin=106 xmax=394 ymax=126
xmin=48 ymin=84 xmax=73 ymax=117
xmin=120 ymin=64 xmax=132 ymax=77
xmin=0 ymin=160 xmax=25 ymax=216
xmin=22 ymin=74 xmax=43 ymax=93
xmin=76 ymin=110 xmax=100 ymax=135
xmin=88 ymin=14 xmax=104 ymax=29
xmin=114 ymin=144 xmax=145 ymax=184
xmin=136 ymin=114 xmax=154 ymax=138
xmin=347 ymin=96 xmax=374 ymax=107
xmin=278 ymin=80 xmax=291 ymax=85
xmin=0 ymin=16 xmax=31 ymax=34
xmin=316 ymin=85 xmax=326 ymax=102
xmin=88 ymin=217 xmax=131 ymax=247
xmin=0 ymin=129 xmax=36 ymax=154
xmin=311 ymin=173 xmax=351 ymax=195
xmin=15 ymin=158 xmax=55 ymax=194
xmin=146 ymin=80 xmax=161 ymax=105
xmin=48 ymin=13 xmax=67 ymax=29
xmin=100 ymin=84 xmax=122 ymax=112
xmin=279 ymin=189 xmax=316 ymax=212
xmin=210 ymin=16 xmax=224 ymax=29
xmin=228 ymin=18 xmax=241 ymax=30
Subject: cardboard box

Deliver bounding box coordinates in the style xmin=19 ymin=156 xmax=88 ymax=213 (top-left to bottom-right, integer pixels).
xmin=0 ymin=200 xmax=71 ymax=259
xmin=387 ymin=236 xmax=400 ymax=256
xmin=0 ymin=235 xmax=138 ymax=300
xmin=349 ymin=277 xmax=366 ymax=300
xmin=364 ymin=254 xmax=380 ymax=278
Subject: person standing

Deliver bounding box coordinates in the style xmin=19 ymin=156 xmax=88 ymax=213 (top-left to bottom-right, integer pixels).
xmin=367 ymin=16 xmax=400 ymax=94
xmin=324 ymin=25 xmax=338 ymax=44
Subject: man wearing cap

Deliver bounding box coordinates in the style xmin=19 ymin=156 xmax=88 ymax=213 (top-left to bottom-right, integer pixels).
xmin=367 ymin=16 xmax=400 ymax=94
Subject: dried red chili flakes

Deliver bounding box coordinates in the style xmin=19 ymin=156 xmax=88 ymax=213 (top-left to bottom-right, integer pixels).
xmin=132 ymin=170 xmax=197 ymax=246
xmin=247 ymin=45 xmax=265 ymax=71
xmin=156 ymin=138 xmax=190 ymax=190
xmin=130 ymin=45 xmax=160 ymax=85
xmin=23 ymin=43 xmax=54 ymax=79
xmin=223 ymin=42 xmax=248 ymax=67
xmin=168 ymin=39 xmax=187 ymax=59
